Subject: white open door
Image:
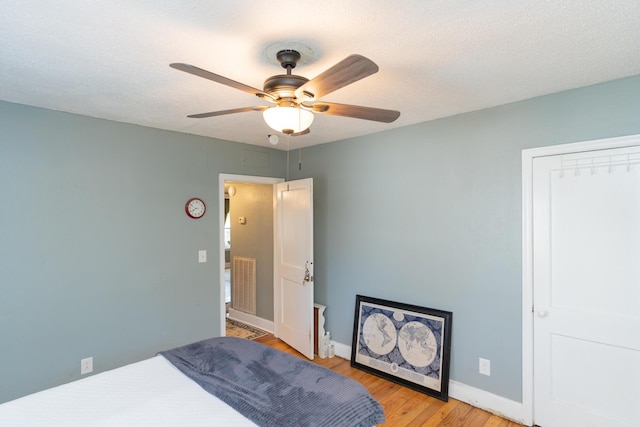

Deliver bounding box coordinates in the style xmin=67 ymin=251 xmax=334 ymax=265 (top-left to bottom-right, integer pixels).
xmin=532 ymin=145 xmax=640 ymax=426
xmin=274 ymin=178 xmax=314 ymax=359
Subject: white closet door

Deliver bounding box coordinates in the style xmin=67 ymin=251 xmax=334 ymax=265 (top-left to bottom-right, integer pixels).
xmin=533 ymin=147 xmax=640 ymax=426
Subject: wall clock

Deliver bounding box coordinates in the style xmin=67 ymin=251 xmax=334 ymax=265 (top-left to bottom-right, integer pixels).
xmin=185 ymin=197 xmax=206 ymax=219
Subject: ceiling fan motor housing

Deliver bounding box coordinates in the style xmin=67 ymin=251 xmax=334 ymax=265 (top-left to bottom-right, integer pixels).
xmin=263 ymin=74 xmax=309 ymax=100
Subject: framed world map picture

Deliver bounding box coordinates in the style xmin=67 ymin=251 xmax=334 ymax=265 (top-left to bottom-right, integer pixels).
xmin=350 ymin=295 xmax=452 ymax=401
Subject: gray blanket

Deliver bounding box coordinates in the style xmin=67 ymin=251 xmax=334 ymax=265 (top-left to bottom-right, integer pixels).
xmin=159 ymin=337 xmax=385 ymax=427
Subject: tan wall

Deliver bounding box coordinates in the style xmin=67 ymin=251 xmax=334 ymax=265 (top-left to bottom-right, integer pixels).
xmin=228 ymin=182 xmax=274 ymax=320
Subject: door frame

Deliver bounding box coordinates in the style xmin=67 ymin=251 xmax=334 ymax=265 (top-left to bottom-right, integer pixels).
xmin=521 ymin=133 xmax=640 ymax=426
xmin=218 ymin=173 xmax=284 ymax=337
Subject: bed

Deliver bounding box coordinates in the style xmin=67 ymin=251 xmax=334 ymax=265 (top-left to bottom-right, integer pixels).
xmin=0 ymin=337 xmax=385 ymax=426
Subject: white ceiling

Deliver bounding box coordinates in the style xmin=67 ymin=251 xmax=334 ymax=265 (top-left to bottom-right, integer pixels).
xmin=2 ymin=1 xmax=639 ymax=150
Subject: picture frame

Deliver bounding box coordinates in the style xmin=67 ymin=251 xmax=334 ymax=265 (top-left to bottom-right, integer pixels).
xmin=351 ymin=295 xmax=453 ymax=401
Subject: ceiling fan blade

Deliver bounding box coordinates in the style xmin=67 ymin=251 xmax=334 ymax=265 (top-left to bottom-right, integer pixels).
xmin=187 ymin=106 xmax=268 ymax=119
xmin=295 ymin=55 xmax=378 ymax=100
xmin=170 ymin=63 xmax=275 ymax=101
xmin=308 ymin=102 xmax=400 ymax=123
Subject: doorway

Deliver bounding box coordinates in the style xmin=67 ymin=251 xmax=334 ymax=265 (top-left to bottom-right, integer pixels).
xmin=218 ymin=174 xmax=283 ymax=337
xmin=522 ymin=134 xmax=640 ymax=426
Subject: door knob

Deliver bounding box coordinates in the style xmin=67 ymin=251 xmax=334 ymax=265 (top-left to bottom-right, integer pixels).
xmin=537 ymin=310 xmax=549 ymax=318
xmin=303 ymin=261 xmax=313 ymax=283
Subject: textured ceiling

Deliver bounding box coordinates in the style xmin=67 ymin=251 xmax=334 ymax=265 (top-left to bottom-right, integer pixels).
xmin=1 ymin=1 xmax=639 ymax=150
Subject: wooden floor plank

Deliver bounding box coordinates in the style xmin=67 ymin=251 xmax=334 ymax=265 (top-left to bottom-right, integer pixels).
xmin=484 ymin=415 xmax=520 ymax=427
xmin=411 ymin=398 xmax=460 ymax=427
xmin=384 ymin=392 xmax=436 ymax=425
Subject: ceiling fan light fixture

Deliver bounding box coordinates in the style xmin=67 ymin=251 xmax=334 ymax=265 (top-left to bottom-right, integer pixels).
xmin=263 ymin=106 xmax=314 ymax=134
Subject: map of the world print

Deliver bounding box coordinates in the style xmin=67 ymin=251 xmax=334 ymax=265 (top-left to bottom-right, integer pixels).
xmin=355 ymin=301 xmax=445 ymax=391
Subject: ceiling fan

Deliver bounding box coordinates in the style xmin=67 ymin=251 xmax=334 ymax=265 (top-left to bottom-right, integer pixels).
xmin=170 ymin=49 xmax=400 ymax=135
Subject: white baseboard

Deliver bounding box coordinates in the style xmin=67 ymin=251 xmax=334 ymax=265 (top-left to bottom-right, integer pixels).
xmin=332 ymin=340 xmax=352 ymax=360
xmin=328 ymin=341 xmax=526 ymax=425
xmin=449 ymin=380 xmax=525 ymax=424
xmin=227 ymin=309 xmax=274 ymax=333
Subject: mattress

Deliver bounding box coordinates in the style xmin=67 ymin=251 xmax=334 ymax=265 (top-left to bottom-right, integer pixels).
xmin=0 ymin=355 xmax=257 ymax=426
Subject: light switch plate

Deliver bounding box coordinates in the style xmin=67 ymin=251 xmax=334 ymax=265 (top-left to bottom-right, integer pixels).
xmin=479 ymin=358 xmax=491 ymax=376
xmin=81 ymin=357 xmax=93 ymax=375
xmin=198 ymin=250 xmax=207 ymax=263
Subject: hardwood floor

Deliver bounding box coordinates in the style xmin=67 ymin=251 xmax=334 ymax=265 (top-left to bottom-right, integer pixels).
xmin=254 ymin=334 xmax=524 ymax=427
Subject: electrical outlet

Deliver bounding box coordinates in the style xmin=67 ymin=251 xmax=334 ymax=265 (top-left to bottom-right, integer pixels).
xmin=479 ymin=358 xmax=491 ymax=376
xmin=81 ymin=357 xmax=93 ymax=375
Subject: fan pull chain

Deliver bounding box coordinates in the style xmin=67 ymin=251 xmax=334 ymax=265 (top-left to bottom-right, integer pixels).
xmin=286 ymin=134 xmax=291 ymax=181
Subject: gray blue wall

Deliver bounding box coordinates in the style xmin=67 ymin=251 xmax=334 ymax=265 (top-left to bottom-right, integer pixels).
xmin=1 ymin=74 xmax=639 ymax=405
xmin=291 ymin=74 xmax=640 ymax=401
xmin=0 ymin=102 xmax=285 ymax=403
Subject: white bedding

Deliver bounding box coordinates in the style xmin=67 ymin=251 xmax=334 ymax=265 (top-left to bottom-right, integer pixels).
xmin=0 ymin=355 xmax=257 ymax=426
